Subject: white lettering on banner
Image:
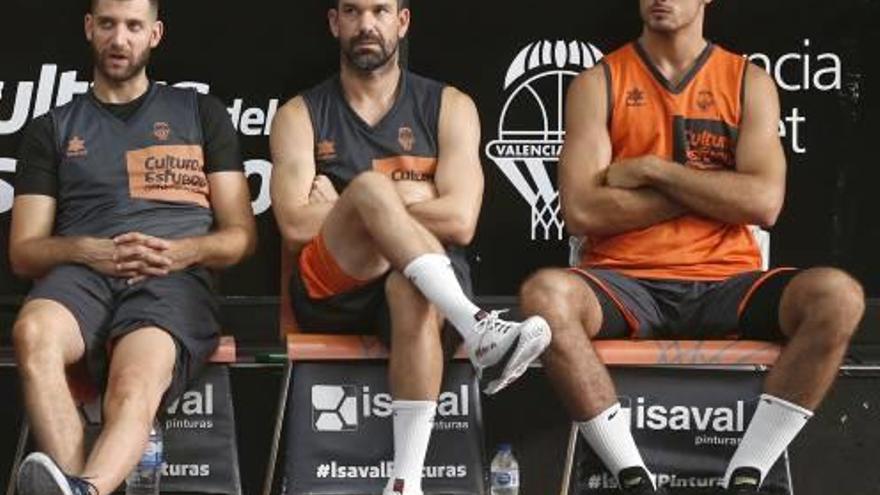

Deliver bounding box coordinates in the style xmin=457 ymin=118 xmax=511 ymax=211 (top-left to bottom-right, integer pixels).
xmin=164 ymin=417 xmax=214 ymax=430
xmin=162 ymin=464 xmax=211 ymax=478
xmin=0 ymin=157 xmax=16 ymax=214
xmin=586 ymin=472 xmax=723 ymax=490
xmin=361 ymin=384 xmax=469 ymax=419
xmin=620 ymin=396 xmax=747 ymax=447
xmin=166 ymin=383 xmax=214 ymax=416
xmin=748 ymin=39 xmax=845 ymax=154
xmin=694 ymin=434 xmax=741 ymax=447
xmin=0 ymin=65 xmax=92 ymax=135
xmin=749 ymin=39 xmax=842 ymax=92
xmin=629 ymin=397 xmax=745 ymax=433
xmin=778 ymin=107 xmax=807 ymax=154
xmin=311 ymin=384 xmax=470 ymax=432
xmin=0 ymin=65 xmax=279 ymax=137
xmin=245 ymin=159 xmax=272 ymax=215
xmin=315 ymin=461 xmax=467 ymax=480
xmin=227 ymin=97 xmax=279 ymax=136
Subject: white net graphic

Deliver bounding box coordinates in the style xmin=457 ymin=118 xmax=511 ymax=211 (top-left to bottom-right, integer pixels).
xmin=532 ymin=192 xmax=563 ymax=241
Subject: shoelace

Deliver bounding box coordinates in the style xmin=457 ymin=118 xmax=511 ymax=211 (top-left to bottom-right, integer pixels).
xmin=473 ymin=309 xmax=513 ymax=336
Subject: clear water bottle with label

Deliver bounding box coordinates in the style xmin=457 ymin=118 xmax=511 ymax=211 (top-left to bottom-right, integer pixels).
xmin=126 ymin=422 xmax=163 ymax=495
xmin=490 ymin=443 xmax=520 ymax=495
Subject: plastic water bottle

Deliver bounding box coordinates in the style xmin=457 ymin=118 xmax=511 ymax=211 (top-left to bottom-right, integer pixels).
xmin=490 ymin=443 xmax=520 ymax=495
xmin=126 ymin=422 xmax=163 ymax=495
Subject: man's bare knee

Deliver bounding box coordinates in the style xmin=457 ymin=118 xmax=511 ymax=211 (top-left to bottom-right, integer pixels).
xmin=104 ymin=366 xmax=171 ymax=421
xmin=784 ymin=267 xmax=865 ymax=346
xmin=521 ymin=270 xmax=588 ymax=324
xmin=13 ymin=317 xmax=53 ymax=362
xmin=347 ymin=171 xmax=398 ymax=206
xmin=13 ymin=311 xmax=81 ymax=370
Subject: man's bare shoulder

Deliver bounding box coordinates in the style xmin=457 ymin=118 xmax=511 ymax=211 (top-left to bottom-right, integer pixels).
xmin=276 ymin=95 xmax=310 ymax=121
xmin=570 ymin=64 xmax=607 ymax=96
xmin=743 ymin=62 xmax=779 ymax=100
xmin=440 ymin=85 xmax=477 ymax=112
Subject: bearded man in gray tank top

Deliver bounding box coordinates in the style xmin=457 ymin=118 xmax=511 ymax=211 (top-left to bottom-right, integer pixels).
xmin=271 ymin=1 xmax=551 ymax=494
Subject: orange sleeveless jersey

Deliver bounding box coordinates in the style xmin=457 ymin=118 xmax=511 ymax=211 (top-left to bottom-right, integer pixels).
xmin=582 ymin=42 xmax=762 ymax=280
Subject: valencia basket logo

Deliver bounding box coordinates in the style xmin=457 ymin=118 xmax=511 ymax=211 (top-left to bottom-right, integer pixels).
xmin=486 ymin=40 xmax=603 ymax=241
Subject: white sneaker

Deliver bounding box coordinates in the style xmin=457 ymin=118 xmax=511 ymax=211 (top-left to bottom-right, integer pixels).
xmin=467 ymin=310 xmax=551 ymax=394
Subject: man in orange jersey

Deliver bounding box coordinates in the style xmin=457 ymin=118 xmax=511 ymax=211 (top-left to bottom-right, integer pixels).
xmin=519 ymin=0 xmax=864 ymax=494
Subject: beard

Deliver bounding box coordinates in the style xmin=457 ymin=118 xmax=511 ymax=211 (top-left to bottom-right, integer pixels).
xmin=93 ymin=44 xmax=151 ymax=83
xmin=341 ymin=32 xmax=398 ymax=72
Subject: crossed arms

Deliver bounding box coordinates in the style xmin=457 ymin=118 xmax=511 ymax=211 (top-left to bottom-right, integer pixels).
xmin=270 ymin=86 xmax=484 ymax=253
xmin=560 ymin=63 xmax=786 ymax=238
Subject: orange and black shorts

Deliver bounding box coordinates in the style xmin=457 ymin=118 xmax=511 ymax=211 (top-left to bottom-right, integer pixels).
xmin=289 ymin=235 xmax=472 ymax=344
xmin=570 ymin=267 xmax=800 ymax=340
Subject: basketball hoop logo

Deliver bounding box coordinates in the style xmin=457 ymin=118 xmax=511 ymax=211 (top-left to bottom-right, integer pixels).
xmin=486 ymin=40 xmax=603 ymax=241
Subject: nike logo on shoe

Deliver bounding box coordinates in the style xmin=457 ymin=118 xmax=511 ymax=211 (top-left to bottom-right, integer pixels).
xmin=475 ymin=342 xmax=497 ymax=359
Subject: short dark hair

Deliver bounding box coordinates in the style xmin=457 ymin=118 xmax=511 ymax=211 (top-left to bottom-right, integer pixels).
xmin=90 ymin=0 xmax=159 ymax=16
xmin=331 ymin=0 xmax=408 ymax=10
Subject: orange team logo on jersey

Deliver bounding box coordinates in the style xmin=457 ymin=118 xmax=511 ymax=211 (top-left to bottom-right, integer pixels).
xmin=696 ymin=90 xmax=715 ymax=111
xmin=66 ymin=136 xmax=87 ymax=158
xmin=625 ymin=88 xmax=646 ymax=107
xmin=153 ymin=122 xmax=171 ymax=141
xmin=398 ymin=126 xmax=415 ymax=152
xmin=316 ymin=140 xmax=337 ymax=161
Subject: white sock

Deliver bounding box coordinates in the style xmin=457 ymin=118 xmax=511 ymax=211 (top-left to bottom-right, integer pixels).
xmin=723 ymin=394 xmax=813 ymax=487
xmin=578 ymin=403 xmax=654 ymax=489
xmin=402 ymin=254 xmax=482 ymax=343
xmin=385 ymin=400 xmax=436 ymax=495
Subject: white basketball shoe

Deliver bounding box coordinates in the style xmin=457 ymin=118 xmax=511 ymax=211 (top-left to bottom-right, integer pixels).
xmin=467 ymin=310 xmax=551 ymax=394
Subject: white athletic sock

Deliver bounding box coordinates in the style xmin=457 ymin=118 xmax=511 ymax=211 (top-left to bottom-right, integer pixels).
xmin=578 ymin=403 xmax=654 ymax=489
xmin=402 ymin=254 xmax=482 ymax=343
xmin=723 ymin=394 xmax=812 ymax=487
xmin=385 ymin=400 xmax=436 ymax=495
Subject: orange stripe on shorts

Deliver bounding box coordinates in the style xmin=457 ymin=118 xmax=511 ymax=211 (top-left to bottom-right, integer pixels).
xmin=736 ymin=267 xmax=799 ymax=318
xmin=298 ymin=234 xmax=368 ymax=299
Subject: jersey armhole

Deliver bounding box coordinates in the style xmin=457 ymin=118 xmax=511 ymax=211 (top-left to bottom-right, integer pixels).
xmin=738 ymin=61 xmax=749 ymax=127
xmin=191 ymin=90 xmax=206 ymax=146
xmin=300 ymin=94 xmax=319 ymax=146
xmin=600 ymin=60 xmax=613 ymax=128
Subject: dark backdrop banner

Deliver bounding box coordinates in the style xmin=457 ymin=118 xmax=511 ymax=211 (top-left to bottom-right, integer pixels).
xmin=285 ymin=362 xmax=484 ymax=494
xmin=1 ymin=0 xmax=877 ymax=301
xmin=571 ymin=368 xmax=790 ymax=494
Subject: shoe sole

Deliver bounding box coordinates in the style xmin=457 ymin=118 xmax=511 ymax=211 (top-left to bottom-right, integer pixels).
xmin=17 ymin=452 xmax=73 ymax=495
xmin=483 ymin=316 xmax=551 ymax=395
